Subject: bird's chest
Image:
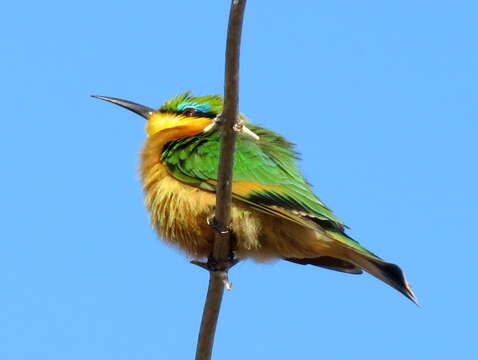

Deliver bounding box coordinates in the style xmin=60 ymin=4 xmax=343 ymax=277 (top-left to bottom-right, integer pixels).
xmin=138 ymin=132 xmax=261 ymax=257
xmin=143 ymin=162 xmax=214 ymax=223
xmin=141 ymin=157 xmax=216 ymax=256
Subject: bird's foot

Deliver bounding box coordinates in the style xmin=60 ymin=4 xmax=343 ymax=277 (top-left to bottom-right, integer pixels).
xmin=194 ymin=251 xmax=238 ymax=271
xmin=206 ymin=215 xmax=230 ymax=234
xmin=202 ymin=114 xmax=260 ymax=140
xmin=190 ymin=257 xmax=239 ymax=272
xmin=206 ymin=253 xmax=239 ymax=272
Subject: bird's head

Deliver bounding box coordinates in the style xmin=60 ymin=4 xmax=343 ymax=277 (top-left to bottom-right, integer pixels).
xmin=93 ymin=92 xmax=223 ymax=137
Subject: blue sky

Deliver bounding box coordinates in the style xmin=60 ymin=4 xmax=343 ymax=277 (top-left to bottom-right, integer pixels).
xmin=1 ymin=1 xmax=477 ymax=359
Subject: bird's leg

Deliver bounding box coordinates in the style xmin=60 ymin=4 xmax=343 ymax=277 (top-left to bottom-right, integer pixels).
xmin=191 ymin=215 xmax=239 ymax=276
xmin=190 ymin=206 xmax=240 ymax=289
xmin=206 ymin=214 xmax=230 ymax=234
xmin=202 ymin=114 xmax=260 ymax=141
xmin=205 ymin=214 xmax=239 ymax=268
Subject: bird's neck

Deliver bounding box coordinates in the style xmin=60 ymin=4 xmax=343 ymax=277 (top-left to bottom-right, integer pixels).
xmin=140 ymin=126 xmax=202 ymax=188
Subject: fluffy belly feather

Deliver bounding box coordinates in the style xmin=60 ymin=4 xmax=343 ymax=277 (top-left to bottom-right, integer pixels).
xmin=143 ymin=161 xmax=275 ymax=257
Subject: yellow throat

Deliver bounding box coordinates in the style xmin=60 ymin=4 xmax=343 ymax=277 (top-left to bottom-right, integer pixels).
xmin=146 ymin=112 xmax=213 ymax=137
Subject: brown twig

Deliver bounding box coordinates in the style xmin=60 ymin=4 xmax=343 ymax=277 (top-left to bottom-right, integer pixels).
xmin=194 ymin=1 xmax=247 ymax=360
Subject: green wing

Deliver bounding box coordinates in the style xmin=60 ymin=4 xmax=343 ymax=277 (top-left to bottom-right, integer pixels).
xmin=162 ymin=125 xmax=344 ymax=229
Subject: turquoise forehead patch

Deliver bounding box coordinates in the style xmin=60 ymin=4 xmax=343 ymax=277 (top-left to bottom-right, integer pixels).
xmin=177 ymin=101 xmax=211 ymax=113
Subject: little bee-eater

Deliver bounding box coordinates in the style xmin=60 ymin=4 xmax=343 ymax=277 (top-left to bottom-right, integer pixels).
xmin=93 ymin=92 xmax=417 ymax=304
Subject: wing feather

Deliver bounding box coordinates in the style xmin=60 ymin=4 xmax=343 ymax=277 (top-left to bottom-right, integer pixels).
xmin=161 ymin=126 xmax=345 ymax=229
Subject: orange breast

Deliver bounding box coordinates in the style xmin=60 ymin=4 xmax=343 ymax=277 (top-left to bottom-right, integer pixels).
xmin=140 ymin=130 xmax=217 ymax=257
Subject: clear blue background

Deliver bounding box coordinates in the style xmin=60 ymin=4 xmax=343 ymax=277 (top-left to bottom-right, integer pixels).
xmin=1 ymin=1 xmax=476 ymax=359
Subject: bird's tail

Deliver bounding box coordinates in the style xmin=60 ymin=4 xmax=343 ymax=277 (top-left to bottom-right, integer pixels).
xmin=346 ymin=251 xmax=418 ymax=305
xmin=325 ymin=230 xmax=418 ymax=305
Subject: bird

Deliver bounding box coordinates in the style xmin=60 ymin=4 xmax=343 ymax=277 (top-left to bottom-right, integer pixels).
xmin=93 ymin=92 xmax=417 ymax=304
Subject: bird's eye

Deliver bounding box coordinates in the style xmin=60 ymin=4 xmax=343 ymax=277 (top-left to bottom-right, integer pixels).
xmin=182 ymin=108 xmax=197 ymax=117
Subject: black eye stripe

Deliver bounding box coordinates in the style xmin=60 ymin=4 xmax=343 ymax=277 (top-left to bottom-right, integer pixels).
xmin=176 ymin=109 xmax=216 ymax=119
xmin=157 ymin=109 xmax=217 ymax=119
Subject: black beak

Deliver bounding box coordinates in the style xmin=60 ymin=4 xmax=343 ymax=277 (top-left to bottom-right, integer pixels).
xmin=91 ymin=95 xmax=154 ymax=119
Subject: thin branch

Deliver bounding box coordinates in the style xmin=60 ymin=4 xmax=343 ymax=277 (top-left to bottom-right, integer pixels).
xmin=194 ymin=1 xmax=247 ymax=360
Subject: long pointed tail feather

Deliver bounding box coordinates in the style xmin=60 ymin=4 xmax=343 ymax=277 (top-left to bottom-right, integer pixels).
xmin=346 ymin=252 xmax=419 ymax=305
xmin=321 ymin=230 xmax=418 ymax=304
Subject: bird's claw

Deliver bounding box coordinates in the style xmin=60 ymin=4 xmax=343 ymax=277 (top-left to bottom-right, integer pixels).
xmin=206 ymin=254 xmax=240 ymax=272
xmin=190 ymin=256 xmax=239 ymax=289
xmin=204 ymin=254 xmax=239 ymax=272
xmin=207 ymin=215 xmax=230 ymax=234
